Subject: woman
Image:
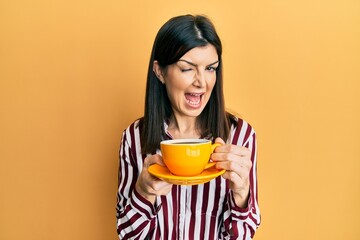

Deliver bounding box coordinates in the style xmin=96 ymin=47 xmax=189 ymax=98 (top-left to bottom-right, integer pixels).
xmin=117 ymin=14 xmax=260 ymax=239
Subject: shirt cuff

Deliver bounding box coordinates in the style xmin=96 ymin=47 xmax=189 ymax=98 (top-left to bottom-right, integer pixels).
xmin=229 ymin=191 xmax=253 ymax=216
xmin=130 ymin=188 xmax=162 ymax=220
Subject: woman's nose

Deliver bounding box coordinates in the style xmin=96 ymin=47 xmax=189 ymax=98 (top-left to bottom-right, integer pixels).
xmin=193 ymin=70 xmax=206 ymax=87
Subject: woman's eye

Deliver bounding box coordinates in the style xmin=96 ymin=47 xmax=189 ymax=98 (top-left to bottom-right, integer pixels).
xmin=206 ymin=66 xmax=217 ymax=72
xmin=181 ymin=68 xmax=192 ymax=72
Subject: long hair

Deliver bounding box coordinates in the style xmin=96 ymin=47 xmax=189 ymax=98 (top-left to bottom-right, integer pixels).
xmin=140 ymin=14 xmax=234 ymax=154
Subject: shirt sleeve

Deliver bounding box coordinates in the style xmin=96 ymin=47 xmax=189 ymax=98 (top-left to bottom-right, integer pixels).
xmin=220 ymin=122 xmax=261 ymax=239
xmin=116 ymin=126 xmax=161 ymax=239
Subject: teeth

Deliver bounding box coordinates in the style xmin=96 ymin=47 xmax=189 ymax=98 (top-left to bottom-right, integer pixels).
xmin=187 ymin=98 xmax=201 ymax=105
xmin=188 ymin=99 xmax=200 ymax=105
xmin=185 ymin=93 xmax=202 ymax=106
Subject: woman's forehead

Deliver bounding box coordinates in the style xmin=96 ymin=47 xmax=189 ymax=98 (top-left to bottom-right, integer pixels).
xmin=179 ymin=45 xmax=218 ymax=65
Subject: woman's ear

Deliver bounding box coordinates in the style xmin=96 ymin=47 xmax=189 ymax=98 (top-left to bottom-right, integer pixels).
xmin=153 ymin=60 xmax=165 ymax=84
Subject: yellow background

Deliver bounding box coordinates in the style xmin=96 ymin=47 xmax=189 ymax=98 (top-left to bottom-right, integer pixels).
xmin=1 ymin=0 xmax=359 ymax=239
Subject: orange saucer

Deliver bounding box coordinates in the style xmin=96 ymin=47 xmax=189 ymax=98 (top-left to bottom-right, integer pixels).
xmin=148 ymin=164 xmax=225 ymax=185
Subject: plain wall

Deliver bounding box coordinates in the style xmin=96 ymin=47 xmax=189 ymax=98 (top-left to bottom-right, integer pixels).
xmin=0 ymin=0 xmax=359 ymax=239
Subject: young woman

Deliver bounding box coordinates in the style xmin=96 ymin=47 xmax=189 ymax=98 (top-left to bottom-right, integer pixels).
xmin=116 ymin=14 xmax=260 ymax=239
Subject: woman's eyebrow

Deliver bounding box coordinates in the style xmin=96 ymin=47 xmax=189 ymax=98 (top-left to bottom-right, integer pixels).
xmin=178 ymin=59 xmax=219 ymax=67
xmin=207 ymin=60 xmax=220 ymax=66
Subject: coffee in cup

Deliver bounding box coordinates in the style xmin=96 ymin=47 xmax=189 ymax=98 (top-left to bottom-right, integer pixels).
xmin=160 ymin=139 xmax=220 ymax=176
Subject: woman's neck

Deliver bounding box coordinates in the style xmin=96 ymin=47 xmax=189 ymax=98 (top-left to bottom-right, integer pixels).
xmin=167 ymin=115 xmax=200 ymax=139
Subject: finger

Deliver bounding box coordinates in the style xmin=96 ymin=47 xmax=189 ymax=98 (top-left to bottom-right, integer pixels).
xmin=221 ymin=170 xmax=243 ymax=184
xmin=144 ymin=154 xmax=164 ymax=168
xmin=152 ymin=154 xmax=166 ymax=166
xmin=221 ymin=168 xmax=249 ymax=183
xmin=212 ymin=151 xmax=252 ymax=168
xmin=215 ymin=159 xmax=241 ymax=172
xmin=154 ymin=181 xmax=173 ymax=191
xmin=215 ymin=158 xmax=252 ymax=172
xmin=149 ymin=180 xmax=173 ymax=195
xmin=157 ymin=184 xmax=173 ymax=196
xmin=214 ymin=137 xmax=225 ymax=145
xmin=212 ymin=152 xmax=240 ymax=162
xmin=214 ymin=144 xmax=251 ymax=157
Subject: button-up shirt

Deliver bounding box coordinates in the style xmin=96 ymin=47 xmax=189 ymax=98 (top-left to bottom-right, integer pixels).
xmin=116 ymin=117 xmax=260 ymax=239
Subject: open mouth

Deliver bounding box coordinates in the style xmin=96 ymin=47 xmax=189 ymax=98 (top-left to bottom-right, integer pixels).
xmin=185 ymin=93 xmax=203 ymax=106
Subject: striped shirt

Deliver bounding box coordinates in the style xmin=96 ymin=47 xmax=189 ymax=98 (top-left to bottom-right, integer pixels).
xmin=116 ymin=118 xmax=260 ymax=239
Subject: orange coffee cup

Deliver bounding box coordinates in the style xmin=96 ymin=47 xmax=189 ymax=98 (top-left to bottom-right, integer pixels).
xmin=160 ymin=139 xmax=221 ymax=176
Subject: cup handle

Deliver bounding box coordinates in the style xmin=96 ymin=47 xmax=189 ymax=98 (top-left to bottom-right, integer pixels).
xmin=204 ymin=143 xmax=222 ymax=169
xmin=204 ymin=162 xmax=215 ymax=169
xmin=211 ymin=142 xmax=221 ymax=152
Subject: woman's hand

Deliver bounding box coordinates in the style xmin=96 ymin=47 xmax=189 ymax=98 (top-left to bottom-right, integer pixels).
xmin=135 ymin=154 xmax=173 ymax=204
xmin=211 ymin=137 xmax=252 ymax=208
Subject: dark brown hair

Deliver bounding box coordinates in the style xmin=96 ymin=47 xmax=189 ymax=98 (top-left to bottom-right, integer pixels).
xmin=140 ymin=14 xmax=235 ymax=154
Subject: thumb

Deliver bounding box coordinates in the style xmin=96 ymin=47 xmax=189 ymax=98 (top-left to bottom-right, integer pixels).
xmin=214 ymin=137 xmax=225 ymax=144
xmin=144 ymin=154 xmax=165 ymax=168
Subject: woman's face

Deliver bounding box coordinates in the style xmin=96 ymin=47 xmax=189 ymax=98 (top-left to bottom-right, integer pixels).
xmin=156 ymin=44 xmax=219 ymax=120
